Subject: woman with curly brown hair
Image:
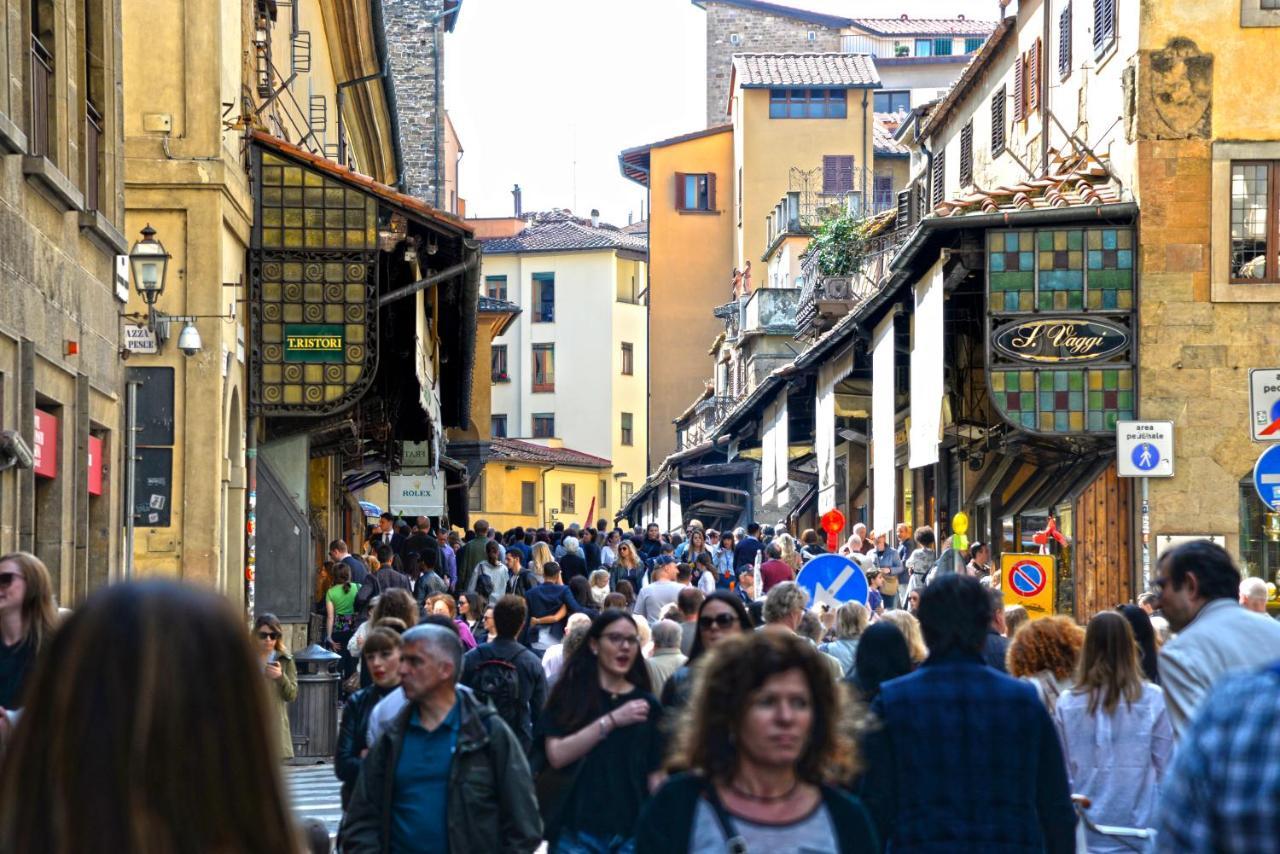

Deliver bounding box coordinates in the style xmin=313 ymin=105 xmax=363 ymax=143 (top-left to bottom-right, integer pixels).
xmin=636 ymin=631 xmax=878 ymax=853
xmin=1006 ymin=616 xmax=1085 ymax=713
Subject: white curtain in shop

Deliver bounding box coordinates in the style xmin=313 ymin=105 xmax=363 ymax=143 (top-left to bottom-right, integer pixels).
xmin=774 ymin=395 xmax=789 ymax=507
xmin=872 ymin=313 xmax=896 ymax=535
xmin=762 ymin=398 xmax=779 ymax=506
xmin=816 ymin=348 xmax=853 ymax=514
xmin=909 ymin=259 xmax=945 ymax=470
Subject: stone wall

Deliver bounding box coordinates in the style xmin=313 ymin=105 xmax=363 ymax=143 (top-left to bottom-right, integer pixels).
xmin=702 ymin=1 xmax=842 ymax=126
xmin=382 ymin=0 xmax=445 ymax=205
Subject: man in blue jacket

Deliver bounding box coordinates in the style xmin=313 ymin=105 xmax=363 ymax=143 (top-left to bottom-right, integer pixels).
xmin=520 ymin=562 xmax=583 ymax=652
xmin=859 ymin=574 xmax=1076 ymax=852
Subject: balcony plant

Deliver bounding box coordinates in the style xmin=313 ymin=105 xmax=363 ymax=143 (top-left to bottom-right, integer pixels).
xmin=809 ymin=209 xmax=869 ymax=279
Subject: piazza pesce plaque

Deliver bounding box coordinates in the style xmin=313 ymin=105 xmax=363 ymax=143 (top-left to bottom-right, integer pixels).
xmin=992 ymin=317 xmax=1130 ymax=365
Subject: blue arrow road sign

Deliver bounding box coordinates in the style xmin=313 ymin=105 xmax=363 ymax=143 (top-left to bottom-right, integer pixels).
xmin=1132 ymin=442 xmax=1160 ymax=472
xmin=796 ymin=554 xmax=868 ymax=609
xmin=1255 ymin=446 xmax=1280 ymax=510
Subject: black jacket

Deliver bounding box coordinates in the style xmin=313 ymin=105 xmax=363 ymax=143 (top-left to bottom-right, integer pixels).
xmin=334 ymin=683 xmax=395 ymax=807
xmin=733 ymin=536 xmax=763 ymax=570
xmin=460 ymin=638 xmax=548 ymax=749
xmin=635 ymin=773 xmax=879 ymax=853
xmin=341 ymin=688 xmax=542 ymax=854
xmin=558 ymin=552 xmax=588 ymax=583
xmin=582 ymin=540 xmax=602 ymax=573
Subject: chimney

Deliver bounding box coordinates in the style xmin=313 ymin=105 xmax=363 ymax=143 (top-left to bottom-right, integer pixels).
xmin=512 ymin=184 xmax=523 ymax=217
xmin=590 ymin=208 xmax=600 ymax=228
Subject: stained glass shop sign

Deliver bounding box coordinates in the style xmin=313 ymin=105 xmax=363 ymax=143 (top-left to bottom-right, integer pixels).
xmin=284 ymin=325 xmax=344 ymax=363
xmin=986 ymin=226 xmax=1136 ymax=436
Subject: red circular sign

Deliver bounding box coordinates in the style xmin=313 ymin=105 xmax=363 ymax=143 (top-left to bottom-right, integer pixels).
xmin=1010 ymin=560 xmax=1048 ymax=597
xmin=821 ymin=509 xmax=846 ymax=534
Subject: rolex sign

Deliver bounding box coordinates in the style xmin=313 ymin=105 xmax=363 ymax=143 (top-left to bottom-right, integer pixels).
xmin=389 ymin=469 xmax=444 ymax=516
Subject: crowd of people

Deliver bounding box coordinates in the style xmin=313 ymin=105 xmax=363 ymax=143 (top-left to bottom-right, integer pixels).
xmin=0 ymin=521 xmax=1278 ymax=852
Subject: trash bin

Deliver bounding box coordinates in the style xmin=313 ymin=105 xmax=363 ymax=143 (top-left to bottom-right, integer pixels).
xmin=288 ymin=642 xmax=342 ymax=760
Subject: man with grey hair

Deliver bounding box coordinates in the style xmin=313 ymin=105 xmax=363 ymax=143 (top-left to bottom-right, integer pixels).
xmin=343 ymin=624 xmax=541 ymax=853
xmin=762 ymin=582 xmax=844 ymax=680
xmin=1240 ymin=576 xmax=1270 ymax=614
xmin=646 ymin=620 xmax=687 ymax=697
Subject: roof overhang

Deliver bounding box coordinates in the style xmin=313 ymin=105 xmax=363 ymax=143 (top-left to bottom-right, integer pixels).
xmin=618 ymin=124 xmax=733 ymax=186
xmin=918 ymin=16 xmax=1017 ymax=139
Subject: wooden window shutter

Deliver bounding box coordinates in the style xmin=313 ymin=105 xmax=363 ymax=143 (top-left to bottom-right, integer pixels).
xmin=822 ymin=155 xmax=838 ymax=193
xmin=707 ymin=173 xmax=717 ymax=210
xmin=1059 ymin=4 xmax=1072 ymax=79
xmin=959 ymin=121 xmax=973 ymax=187
xmin=674 ymin=172 xmax=687 ymax=210
xmin=1092 ymin=0 xmax=1114 ymax=55
xmin=992 ymin=85 xmax=1006 ymax=156
xmin=931 ymin=148 xmax=945 ymax=208
xmin=1013 ymin=53 xmax=1026 ymax=122
xmin=1028 ymin=39 xmax=1041 ymax=113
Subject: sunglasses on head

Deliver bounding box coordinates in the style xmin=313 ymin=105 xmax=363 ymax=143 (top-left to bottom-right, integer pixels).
xmin=0 ymin=572 xmax=24 ymax=589
xmin=699 ymin=612 xmax=737 ymax=630
xmin=257 ymin=631 xmax=281 ymax=641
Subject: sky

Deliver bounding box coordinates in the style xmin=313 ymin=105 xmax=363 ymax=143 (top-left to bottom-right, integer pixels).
xmin=444 ymin=0 xmax=991 ymax=225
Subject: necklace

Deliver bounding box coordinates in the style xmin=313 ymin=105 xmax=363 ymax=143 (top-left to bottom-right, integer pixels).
xmin=727 ymin=778 xmax=800 ymax=803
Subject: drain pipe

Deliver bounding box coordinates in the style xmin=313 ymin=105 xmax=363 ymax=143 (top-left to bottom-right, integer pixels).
xmin=123 ymin=378 xmax=140 ymax=580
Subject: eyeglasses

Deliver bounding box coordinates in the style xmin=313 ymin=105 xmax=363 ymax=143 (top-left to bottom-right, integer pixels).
xmin=257 ymin=631 xmax=281 ymax=641
xmin=602 ymin=633 xmax=640 ymax=648
xmin=699 ymin=613 xmax=738 ymax=630
xmin=0 ymin=572 xmax=25 ymax=589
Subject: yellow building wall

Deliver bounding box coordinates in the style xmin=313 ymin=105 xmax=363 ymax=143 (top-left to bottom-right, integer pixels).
xmin=736 ymin=86 xmax=875 ymax=273
xmin=646 ymin=129 xmax=736 ymax=466
xmin=477 ymin=462 xmax=609 ymax=531
xmin=611 ymin=254 xmax=649 ymax=512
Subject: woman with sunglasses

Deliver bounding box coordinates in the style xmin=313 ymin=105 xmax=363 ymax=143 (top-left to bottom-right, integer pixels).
xmin=610 ymin=540 xmax=643 ymax=592
xmin=254 ymin=613 xmax=298 ymax=760
xmin=0 ymin=552 xmax=58 ymax=716
xmin=660 ymin=591 xmax=753 ymax=709
xmin=534 ymin=609 xmax=663 ymax=853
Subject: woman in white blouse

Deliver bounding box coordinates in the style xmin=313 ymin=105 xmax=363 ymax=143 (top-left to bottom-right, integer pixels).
xmin=1052 ymin=611 xmax=1173 ymax=852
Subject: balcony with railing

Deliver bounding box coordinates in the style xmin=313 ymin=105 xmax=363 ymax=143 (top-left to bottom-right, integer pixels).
xmin=796 ymin=226 xmax=907 ymax=341
xmin=29 ymin=36 xmax=52 ymax=160
xmin=744 ymin=287 xmax=801 ymax=335
xmin=677 ymin=394 xmax=737 ymax=451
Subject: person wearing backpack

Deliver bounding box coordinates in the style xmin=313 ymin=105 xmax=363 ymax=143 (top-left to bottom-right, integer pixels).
xmin=469 ymin=541 xmax=509 ymax=607
xmin=461 ymin=595 xmax=547 ymax=754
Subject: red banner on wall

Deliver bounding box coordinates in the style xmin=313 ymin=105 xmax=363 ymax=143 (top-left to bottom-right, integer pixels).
xmin=87 ymin=435 xmax=104 ymax=496
xmin=32 ymin=409 xmax=57 ymax=479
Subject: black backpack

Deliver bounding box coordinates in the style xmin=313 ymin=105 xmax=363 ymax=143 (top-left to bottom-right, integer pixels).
xmin=471 ymin=651 xmax=526 ymax=744
xmin=474 ymin=570 xmax=495 ymax=602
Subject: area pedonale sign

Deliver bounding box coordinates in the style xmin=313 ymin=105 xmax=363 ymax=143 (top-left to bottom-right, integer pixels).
xmin=992 ymin=317 xmax=1130 ymax=364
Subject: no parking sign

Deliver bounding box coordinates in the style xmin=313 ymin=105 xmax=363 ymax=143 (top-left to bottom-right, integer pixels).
xmin=1000 ymin=553 xmax=1056 ymax=618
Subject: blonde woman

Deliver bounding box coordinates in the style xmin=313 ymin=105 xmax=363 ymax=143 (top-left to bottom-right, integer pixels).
xmin=253 ymin=613 xmax=298 ymax=760
xmin=778 ymin=533 xmax=804 ymax=572
xmin=879 ymin=609 xmax=927 ymax=666
xmin=0 ymin=552 xmax=58 ymax=713
xmin=531 ymin=541 xmax=554 ymax=582
xmin=819 ymin=601 xmax=869 ymax=676
xmin=611 ymin=539 xmax=643 ymax=590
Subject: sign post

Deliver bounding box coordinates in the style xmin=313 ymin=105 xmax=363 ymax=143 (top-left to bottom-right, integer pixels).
xmin=1117 ymin=421 xmax=1174 ymax=589
xmin=999 ymin=553 xmax=1056 ymax=618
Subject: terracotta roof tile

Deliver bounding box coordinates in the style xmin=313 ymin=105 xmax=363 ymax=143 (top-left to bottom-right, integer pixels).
xmin=849 ymin=16 xmax=999 ymax=36
xmin=732 ymin=53 xmax=881 ymax=88
xmin=488 ymin=437 xmax=611 ymax=468
xmin=481 ymin=219 xmax=648 ymax=255
xmin=249 ymin=130 xmax=469 ymax=234
xmin=874 ymin=114 xmax=909 ymax=156
xmin=931 ymin=150 xmax=1122 ymax=218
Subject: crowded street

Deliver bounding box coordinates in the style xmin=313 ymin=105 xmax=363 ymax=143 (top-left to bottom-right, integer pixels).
xmin=4 ymin=0 xmax=1280 ymax=851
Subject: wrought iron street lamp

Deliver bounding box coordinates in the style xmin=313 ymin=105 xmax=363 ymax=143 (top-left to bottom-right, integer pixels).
xmin=128 ymin=224 xmax=170 ymax=307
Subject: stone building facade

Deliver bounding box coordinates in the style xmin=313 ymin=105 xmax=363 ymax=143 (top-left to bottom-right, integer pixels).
xmin=697 ymin=0 xmax=842 ymax=126
xmin=382 ymin=0 xmax=459 ymax=206
xmin=0 ymin=0 xmax=128 ymax=601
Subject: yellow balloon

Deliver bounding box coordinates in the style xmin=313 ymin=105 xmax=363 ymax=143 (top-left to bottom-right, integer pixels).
xmin=952 ymin=511 xmax=969 ymax=536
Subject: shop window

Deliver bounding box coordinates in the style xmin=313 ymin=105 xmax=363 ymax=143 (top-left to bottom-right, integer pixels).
xmin=521 ymin=481 xmax=536 ymax=515
xmin=532 ymin=413 xmax=555 ymax=438
xmin=1239 ymin=474 xmax=1280 ymax=580
xmin=561 ymin=483 xmax=576 ymax=514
